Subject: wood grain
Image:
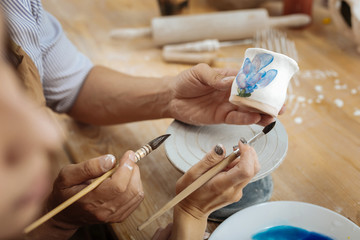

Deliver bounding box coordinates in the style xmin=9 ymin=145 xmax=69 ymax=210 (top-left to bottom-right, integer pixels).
xmin=43 ymin=0 xmax=360 ymax=239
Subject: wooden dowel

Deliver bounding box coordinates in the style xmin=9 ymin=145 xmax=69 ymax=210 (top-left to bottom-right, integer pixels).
xmin=137 ymin=151 xmax=239 ymax=231
xmin=24 ymin=167 xmax=117 ymax=234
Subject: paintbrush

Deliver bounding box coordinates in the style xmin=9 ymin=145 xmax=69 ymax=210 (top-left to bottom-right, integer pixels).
xmin=137 ymin=122 xmax=276 ymax=231
xmin=24 ymin=134 xmax=170 ymax=234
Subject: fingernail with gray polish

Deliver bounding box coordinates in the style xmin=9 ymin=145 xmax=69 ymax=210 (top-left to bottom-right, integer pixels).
xmin=240 ymin=137 xmax=247 ymax=144
xmin=214 ymin=144 xmax=224 ymax=155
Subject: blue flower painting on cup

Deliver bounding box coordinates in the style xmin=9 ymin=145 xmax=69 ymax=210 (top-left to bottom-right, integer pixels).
xmin=236 ymin=53 xmax=278 ymax=97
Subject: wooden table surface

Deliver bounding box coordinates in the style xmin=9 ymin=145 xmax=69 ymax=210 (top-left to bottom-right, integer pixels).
xmin=43 ymin=0 xmax=360 ymax=239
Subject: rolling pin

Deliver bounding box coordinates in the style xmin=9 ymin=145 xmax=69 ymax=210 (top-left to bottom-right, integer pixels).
xmin=109 ymin=8 xmax=311 ymax=46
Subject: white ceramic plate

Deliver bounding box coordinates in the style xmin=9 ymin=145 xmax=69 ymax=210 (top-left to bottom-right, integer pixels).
xmin=165 ymin=120 xmax=288 ymax=182
xmin=209 ymin=201 xmax=360 ymax=240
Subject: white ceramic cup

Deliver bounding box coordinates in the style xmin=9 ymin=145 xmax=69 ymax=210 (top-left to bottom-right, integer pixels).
xmin=229 ymin=48 xmax=299 ymax=117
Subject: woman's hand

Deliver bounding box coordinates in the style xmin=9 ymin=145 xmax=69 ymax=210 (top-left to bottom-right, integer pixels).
xmin=168 ymin=142 xmax=259 ymax=240
xmin=176 ymin=142 xmax=259 ymax=218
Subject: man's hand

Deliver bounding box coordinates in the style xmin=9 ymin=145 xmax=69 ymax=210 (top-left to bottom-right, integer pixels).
xmin=167 ymin=63 xmax=280 ymax=126
xmin=47 ymin=151 xmax=144 ymax=228
xmin=69 ymin=65 xmax=283 ymax=126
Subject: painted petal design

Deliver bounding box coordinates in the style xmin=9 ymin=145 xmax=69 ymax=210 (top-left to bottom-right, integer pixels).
xmin=257 ymin=69 xmax=278 ymax=88
xmin=236 ymin=73 xmax=246 ymax=89
xmin=245 ymin=84 xmax=257 ymax=94
xmin=252 ymin=53 xmax=274 ymax=72
xmin=247 ymin=71 xmax=262 ymax=87
xmin=242 ymin=58 xmax=252 ymax=75
xmin=235 ymin=52 xmax=278 ymax=97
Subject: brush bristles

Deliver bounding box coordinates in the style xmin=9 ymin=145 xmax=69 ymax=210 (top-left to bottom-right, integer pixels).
xmin=148 ymin=134 xmax=171 ymax=150
xmin=263 ymin=121 xmax=276 ymax=134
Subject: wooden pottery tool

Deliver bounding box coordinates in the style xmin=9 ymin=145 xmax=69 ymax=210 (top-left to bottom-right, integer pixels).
xmin=24 ymin=134 xmax=170 ymax=234
xmin=162 ymin=39 xmax=252 ymax=64
xmin=138 ymin=122 xmax=276 ymax=231
xmin=329 ymin=0 xmax=360 ymax=53
xmin=109 ymin=9 xmax=311 ymax=45
xmin=163 ymin=39 xmax=253 ymax=53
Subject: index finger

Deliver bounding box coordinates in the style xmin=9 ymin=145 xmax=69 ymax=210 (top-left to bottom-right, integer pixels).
xmin=208 ymin=143 xmax=259 ymax=190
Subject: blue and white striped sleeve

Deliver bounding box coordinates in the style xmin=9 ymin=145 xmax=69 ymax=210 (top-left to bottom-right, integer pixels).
xmin=40 ymin=11 xmax=94 ymax=113
xmin=1 ymin=0 xmax=94 ymax=113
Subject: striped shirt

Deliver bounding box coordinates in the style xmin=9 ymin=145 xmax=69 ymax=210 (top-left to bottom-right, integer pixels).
xmin=1 ymin=0 xmax=93 ymax=112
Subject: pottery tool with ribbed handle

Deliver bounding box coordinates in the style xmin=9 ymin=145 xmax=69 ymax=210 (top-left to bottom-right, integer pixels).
xmin=137 ymin=122 xmax=276 ymax=231
xmin=24 ymin=134 xmax=170 ymax=234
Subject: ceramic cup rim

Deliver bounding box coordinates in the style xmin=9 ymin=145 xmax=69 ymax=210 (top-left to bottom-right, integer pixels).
xmin=244 ymin=47 xmax=299 ymax=69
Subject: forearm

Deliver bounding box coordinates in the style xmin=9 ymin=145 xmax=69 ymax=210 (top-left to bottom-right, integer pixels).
xmin=68 ymin=65 xmax=173 ymax=125
xmin=169 ymin=206 xmax=208 ymax=240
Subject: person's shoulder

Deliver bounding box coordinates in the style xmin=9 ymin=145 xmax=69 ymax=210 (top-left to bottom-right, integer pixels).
xmin=1 ymin=0 xmax=43 ymax=21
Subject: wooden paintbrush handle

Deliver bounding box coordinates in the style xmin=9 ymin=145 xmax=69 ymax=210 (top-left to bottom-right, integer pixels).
xmin=24 ymin=167 xmax=117 ymax=234
xmin=138 ymin=151 xmax=239 ymax=231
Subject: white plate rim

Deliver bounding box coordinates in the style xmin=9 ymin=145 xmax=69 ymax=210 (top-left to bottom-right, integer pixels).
xmin=209 ymin=201 xmax=360 ymax=240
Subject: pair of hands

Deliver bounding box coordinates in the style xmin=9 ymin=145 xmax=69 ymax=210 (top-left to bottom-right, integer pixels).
xmin=47 ymin=63 xmax=275 ymax=230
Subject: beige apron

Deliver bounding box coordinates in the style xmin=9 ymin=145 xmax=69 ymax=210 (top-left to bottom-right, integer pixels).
xmin=10 ymin=39 xmax=73 ymax=171
xmin=9 ymin=39 xmax=46 ymax=106
xmin=10 ymin=40 xmax=117 ymax=240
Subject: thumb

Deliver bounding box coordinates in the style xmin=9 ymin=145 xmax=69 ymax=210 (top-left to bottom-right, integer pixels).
xmin=57 ymin=154 xmax=116 ymax=188
xmin=192 ymin=63 xmax=235 ymax=91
